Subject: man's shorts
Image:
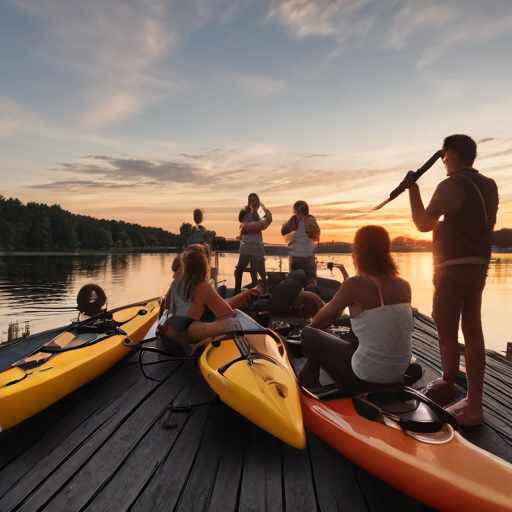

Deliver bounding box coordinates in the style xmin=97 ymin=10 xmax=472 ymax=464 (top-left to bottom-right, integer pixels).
xmin=290 ymin=255 xmax=317 ymax=284
xmin=432 ymin=264 xmax=488 ymax=324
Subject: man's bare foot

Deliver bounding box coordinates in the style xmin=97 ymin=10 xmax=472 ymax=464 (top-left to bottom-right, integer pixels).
xmin=445 ymin=398 xmax=483 ymax=427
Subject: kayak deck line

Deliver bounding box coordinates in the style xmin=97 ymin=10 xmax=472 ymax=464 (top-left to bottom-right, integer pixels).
xmin=0 ymin=312 xmax=511 ymax=510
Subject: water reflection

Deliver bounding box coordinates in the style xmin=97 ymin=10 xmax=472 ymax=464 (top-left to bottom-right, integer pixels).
xmin=0 ymin=252 xmax=511 ymax=353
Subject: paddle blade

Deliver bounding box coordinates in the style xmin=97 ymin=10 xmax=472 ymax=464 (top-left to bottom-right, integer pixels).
xmin=371 ymin=197 xmax=392 ymax=212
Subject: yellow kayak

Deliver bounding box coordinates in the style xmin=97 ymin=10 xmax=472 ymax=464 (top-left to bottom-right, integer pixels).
xmin=198 ymin=311 xmax=306 ymax=449
xmin=0 ymin=298 xmax=160 ymax=432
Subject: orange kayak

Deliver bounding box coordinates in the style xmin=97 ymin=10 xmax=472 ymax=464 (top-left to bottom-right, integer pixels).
xmin=300 ymin=387 xmax=512 ymax=512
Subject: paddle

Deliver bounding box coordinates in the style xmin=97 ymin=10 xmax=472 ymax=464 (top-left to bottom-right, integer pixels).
xmin=371 ymin=150 xmax=443 ymax=211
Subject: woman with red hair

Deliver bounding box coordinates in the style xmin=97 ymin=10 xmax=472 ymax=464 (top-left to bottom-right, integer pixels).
xmin=299 ymin=225 xmax=417 ymax=396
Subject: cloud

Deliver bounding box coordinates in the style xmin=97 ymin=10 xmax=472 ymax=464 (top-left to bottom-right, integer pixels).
xmin=10 ymin=0 xmax=246 ymax=127
xmin=31 ymin=155 xmax=207 ymax=189
xmin=478 ymin=138 xmax=495 ymax=144
xmin=266 ymin=0 xmax=383 ymax=43
xmin=266 ymin=0 xmax=512 ymax=69
xmin=302 ymin=154 xmax=333 ymax=159
xmin=31 ymin=179 xmax=135 ymax=189
xmin=480 ymin=148 xmax=512 ymax=159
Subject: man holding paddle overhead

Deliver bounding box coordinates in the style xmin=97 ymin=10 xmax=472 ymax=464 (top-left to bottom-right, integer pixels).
xmin=400 ymin=134 xmax=499 ymax=426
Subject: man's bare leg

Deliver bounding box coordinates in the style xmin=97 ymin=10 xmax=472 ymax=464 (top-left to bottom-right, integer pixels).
xmin=424 ymin=309 xmax=459 ymax=405
xmin=436 ymin=316 xmax=461 ymax=386
xmin=446 ymin=319 xmax=485 ymax=425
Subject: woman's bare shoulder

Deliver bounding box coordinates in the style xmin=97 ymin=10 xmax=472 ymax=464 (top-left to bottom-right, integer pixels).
xmin=392 ymin=276 xmax=411 ymax=288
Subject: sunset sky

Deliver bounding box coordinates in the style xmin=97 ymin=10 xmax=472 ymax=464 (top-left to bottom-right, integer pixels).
xmin=1 ymin=0 xmax=512 ymax=244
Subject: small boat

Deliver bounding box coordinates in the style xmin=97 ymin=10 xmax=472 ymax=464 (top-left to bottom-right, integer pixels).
xmin=287 ymin=339 xmax=512 ymax=512
xmin=198 ymin=310 xmax=306 ymax=449
xmin=0 ymin=298 xmax=160 ymax=432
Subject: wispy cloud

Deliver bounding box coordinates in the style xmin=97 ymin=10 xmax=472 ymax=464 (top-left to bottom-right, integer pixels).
xmin=266 ymin=0 xmax=512 ymax=69
xmin=33 ymin=155 xmax=204 ymax=189
xmin=480 ymin=148 xmax=512 ymax=159
xmin=10 ymin=0 xmax=246 ymax=128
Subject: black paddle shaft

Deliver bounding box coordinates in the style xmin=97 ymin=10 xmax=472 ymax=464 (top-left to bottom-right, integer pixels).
xmin=388 ymin=150 xmax=443 ymax=201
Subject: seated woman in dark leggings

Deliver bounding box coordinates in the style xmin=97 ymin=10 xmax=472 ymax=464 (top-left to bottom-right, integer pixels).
xmin=300 ymin=225 xmax=418 ymax=397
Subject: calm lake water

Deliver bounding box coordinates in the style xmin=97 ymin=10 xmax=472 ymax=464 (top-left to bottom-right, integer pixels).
xmin=1 ymin=252 xmax=511 ymax=353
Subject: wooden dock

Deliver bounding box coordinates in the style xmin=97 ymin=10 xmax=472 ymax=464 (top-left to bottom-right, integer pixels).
xmin=1 ymin=315 xmax=511 ymax=511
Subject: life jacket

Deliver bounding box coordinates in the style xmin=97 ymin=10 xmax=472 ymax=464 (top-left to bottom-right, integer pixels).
xmin=433 ymin=169 xmax=498 ymax=264
xmin=305 ymin=215 xmax=321 ymax=240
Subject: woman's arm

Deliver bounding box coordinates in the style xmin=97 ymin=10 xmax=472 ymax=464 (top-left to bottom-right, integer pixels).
xmin=241 ymin=216 xmax=272 ymax=234
xmin=281 ymin=215 xmax=298 ymax=236
xmin=260 ymin=203 xmax=272 ymax=227
xmin=226 ymin=288 xmax=258 ymax=309
xmin=310 ymin=281 xmax=353 ymax=329
xmin=196 ymin=282 xmax=234 ymax=318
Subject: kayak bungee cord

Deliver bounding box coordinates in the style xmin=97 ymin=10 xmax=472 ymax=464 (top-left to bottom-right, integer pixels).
xmin=371 ymin=150 xmax=443 ymax=212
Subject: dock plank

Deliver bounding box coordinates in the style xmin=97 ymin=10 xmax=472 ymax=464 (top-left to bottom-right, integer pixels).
xmin=0 ymin=362 xmax=144 ymax=499
xmin=85 ymin=369 xmax=214 ymax=512
xmin=307 ymin=431 xmax=368 ymax=512
xmin=38 ymin=363 xmax=194 ymax=512
xmin=175 ymin=402 xmax=235 ymax=512
xmin=282 ymin=441 xmax=318 ymax=512
xmin=206 ymin=407 xmax=252 ymax=512
xmin=130 ymin=406 xmax=212 ymax=512
xmin=238 ymin=423 xmax=283 ymax=512
xmin=0 ymin=362 xmax=178 ymax=512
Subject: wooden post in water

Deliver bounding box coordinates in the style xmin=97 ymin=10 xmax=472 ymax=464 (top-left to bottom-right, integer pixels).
xmin=506 ymin=342 xmax=512 ymax=360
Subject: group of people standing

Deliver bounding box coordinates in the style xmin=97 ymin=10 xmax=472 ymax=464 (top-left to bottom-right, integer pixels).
xmin=159 ymin=133 xmax=498 ymax=428
xmin=234 ymin=194 xmax=321 ymax=295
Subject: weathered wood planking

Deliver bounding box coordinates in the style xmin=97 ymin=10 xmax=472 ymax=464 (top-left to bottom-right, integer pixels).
xmin=2 ymin=314 xmax=512 ymax=511
xmin=412 ymin=312 xmax=512 ymax=446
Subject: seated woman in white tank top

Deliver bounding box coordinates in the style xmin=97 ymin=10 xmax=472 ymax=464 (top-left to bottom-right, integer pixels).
xmin=299 ymin=225 xmax=416 ymax=396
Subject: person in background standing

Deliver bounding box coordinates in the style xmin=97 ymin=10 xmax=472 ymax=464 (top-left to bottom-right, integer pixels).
xmin=187 ymin=208 xmax=213 ymax=248
xmin=401 ymin=134 xmax=499 ymax=426
xmin=281 ymin=200 xmax=321 ymax=293
xmin=234 ymin=193 xmax=272 ymax=294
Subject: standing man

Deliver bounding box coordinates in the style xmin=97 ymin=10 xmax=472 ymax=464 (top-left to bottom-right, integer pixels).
xmin=401 ymin=134 xmax=498 ymax=426
xmin=281 ymin=200 xmax=321 ymax=292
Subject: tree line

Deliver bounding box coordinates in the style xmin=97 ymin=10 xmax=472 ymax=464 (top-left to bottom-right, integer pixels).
xmin=2 ymin=195 xmax=512 ymax=252
xmin=0 ymin=196 xmax=183 ymax=251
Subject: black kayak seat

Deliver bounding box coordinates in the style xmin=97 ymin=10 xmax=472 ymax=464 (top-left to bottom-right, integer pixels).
xmin=251 ymin=269 xmax=307 ymax=314
xmin=316 ymin=277 xmax=341 ymax=303
xmin=353 ymin=388 xmax=459 ymax=434
xmin=333 ymin=315 xmax=351 ymax=327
